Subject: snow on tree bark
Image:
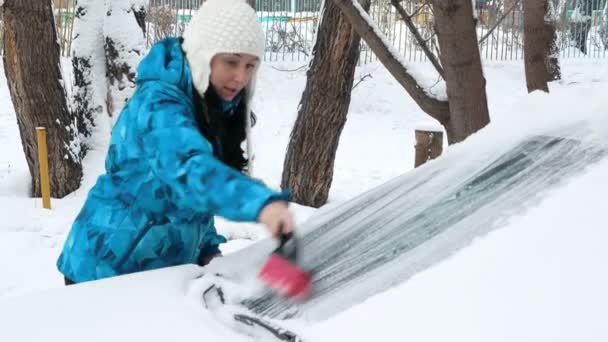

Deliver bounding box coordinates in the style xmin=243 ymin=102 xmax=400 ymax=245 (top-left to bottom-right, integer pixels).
xmin=104 ymin=0 xmax=146 ymax=123
xmin=330 ymin=0 xmax=450 ymax=124
xmin=70 ymin=0 xmax=107 ymax=141
xmin=331 ymin=0 xmax=489 ymax=144
xmin=544 ymin=0 xmax=561 ymax=82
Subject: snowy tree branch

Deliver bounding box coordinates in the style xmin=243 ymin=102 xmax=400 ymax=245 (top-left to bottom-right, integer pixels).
xmin=331 ymin=0 xmax=450 ymax=124
xmin=271 ymin=64 xmax=308 ymax=72
xmin=390 ymin=0 xmax=444 ymax=78
xmin=352 ymin=73 xmax=373 ymax=90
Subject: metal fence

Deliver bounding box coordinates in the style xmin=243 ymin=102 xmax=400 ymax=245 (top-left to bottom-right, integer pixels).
xmin=1 ymin=0 xmax=607 ymax=60
xmin=144 ymin=0 xmax=323 ymax=62
xmin=470 ymin=0 xmax=608 ymax=60
xmin=55 ymin=0 xmax=77 ymax=57
xmin=0 ymin=1 xmax=77 ymax=57
xmin=145 ymin=0 xmax=608 ymax=62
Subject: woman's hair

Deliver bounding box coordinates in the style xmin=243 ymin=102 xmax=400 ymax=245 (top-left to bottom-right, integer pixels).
xmin=193 ymin=86 xmax=252 ymax=173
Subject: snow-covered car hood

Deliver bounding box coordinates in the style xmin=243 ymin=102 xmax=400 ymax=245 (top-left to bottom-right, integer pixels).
xmin=1 ymin=114 xmax=607 ymax=342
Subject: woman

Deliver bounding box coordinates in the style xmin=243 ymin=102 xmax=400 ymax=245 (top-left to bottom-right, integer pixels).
xmin=57 ymin=0 xmax=295 ymax=284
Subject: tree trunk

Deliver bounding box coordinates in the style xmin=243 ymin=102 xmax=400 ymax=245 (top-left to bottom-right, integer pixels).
xmin=431 ymin=0 xmax=490 ymax=143
xmin=523 ymin=0 xmax=550 ymax=92
xmin=104 ymin=1 xmax=146 ymax=123
xmin=281 ymin=0 xmax=371 ymax=208
xmin=2 ymin=0 xmax=82 ymax=197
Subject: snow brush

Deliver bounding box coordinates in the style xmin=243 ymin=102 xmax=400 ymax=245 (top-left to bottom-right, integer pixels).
xmin=258 ymin=231 xmax=312 ymax=301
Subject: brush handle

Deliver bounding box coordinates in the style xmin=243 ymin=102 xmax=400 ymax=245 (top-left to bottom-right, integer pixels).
xmin=279 ymin=231 xmax=294 ymax=247
xmin=276 ymin=231 xmax=298 ymax=263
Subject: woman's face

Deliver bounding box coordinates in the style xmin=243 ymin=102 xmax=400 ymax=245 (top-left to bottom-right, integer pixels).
xmin=209 ymin=53 xmax=259 ymax=101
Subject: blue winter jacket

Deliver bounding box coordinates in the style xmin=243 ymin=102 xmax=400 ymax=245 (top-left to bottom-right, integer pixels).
xmin=57 ymin=38 xmax=287 ymax=283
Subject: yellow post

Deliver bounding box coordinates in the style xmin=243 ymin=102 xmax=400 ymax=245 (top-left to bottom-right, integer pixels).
xmin=36 ymin=127 xmax=51 ymax=209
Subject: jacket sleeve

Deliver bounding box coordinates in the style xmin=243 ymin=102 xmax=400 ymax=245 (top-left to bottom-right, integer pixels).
xmin=136 ymin=94 xmax=288 ymax=222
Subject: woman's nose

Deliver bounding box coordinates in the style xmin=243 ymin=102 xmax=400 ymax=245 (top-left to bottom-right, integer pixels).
xmin=233 ymin=66 xmax=248 ymax=85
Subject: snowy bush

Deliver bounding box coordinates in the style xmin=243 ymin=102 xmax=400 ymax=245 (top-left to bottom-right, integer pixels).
xmin=263 ymin=19 xmax=317 ymax=56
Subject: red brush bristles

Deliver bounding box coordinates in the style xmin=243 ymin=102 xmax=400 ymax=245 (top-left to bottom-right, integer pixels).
xmin=258 ymin=232 xmax=312 ymax=300
xmin=259 ymin=254 xmax=312 ymax=301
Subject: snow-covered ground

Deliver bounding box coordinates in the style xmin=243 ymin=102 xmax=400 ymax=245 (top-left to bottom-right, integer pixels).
xmin=1 ymin=57 xmax=607 ymax=341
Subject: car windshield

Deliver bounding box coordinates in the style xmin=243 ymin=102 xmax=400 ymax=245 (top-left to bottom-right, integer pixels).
xmin=242 ymin=128 xmax=607 ymax=321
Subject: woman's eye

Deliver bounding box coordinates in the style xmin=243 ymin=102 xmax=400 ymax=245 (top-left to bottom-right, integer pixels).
xmin=226 ymin=59 xmax=238 ymax=66
xmin=246 ymin=64 xmax=256 ymax=69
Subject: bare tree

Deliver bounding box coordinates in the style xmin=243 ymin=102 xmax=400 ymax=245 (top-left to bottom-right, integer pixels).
xmin=281 ymin=0 xmax=372 ymax=208
xmin=2 ymin=0 xmax=82 ymax=197
xmin=332 ymin=0 xmax=489 ymax=144
xmin=430 ymin=0 xmax=490 ymax=143
xmin=331 ymin=0 xmax=450 ymax=124
xmin=523 ymin=0 xmax=549 ymax=92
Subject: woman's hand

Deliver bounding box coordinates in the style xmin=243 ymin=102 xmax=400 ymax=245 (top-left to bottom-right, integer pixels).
xmin=257 ymin=201 xmax=295 ymax=238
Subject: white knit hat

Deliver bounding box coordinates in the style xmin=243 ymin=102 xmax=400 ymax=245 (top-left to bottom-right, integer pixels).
xmin=181 ymin=0 xmax=265 ymax=175
xmin=182 ymin=0 xmax=265 ymax=102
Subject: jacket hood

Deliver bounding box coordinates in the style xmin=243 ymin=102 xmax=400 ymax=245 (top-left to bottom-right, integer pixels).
xmin=136 ymin=37 xmax=193 ymax=97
